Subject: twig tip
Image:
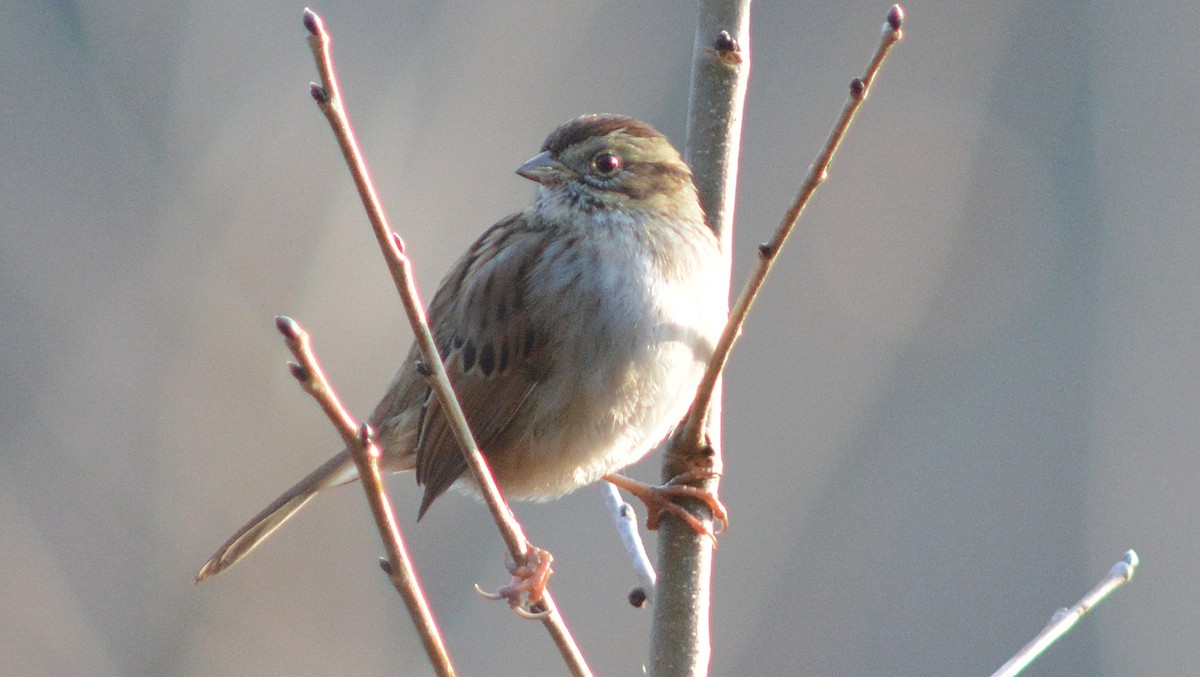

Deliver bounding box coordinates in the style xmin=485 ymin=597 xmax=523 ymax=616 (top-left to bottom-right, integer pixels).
xmin=302 ymin=8 xmax=321 ymax=36
xmin=1123 ymin=549 xmax=1139 ymax=568
xmin=887 ymin=5 xmax=905 ymax=32
xmin=275 ymin=315 xmax=301 ymax=340
xmin=1114 ymin=549 xmax=1140 ymax=581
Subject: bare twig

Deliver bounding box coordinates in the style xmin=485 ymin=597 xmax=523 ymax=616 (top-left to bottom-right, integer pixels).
xmin=653 ymin=5 xmax=905 ymax=674
xmin=991 ymin=550 xmax=1140 ymax=677
xmin=680 ymin=3 xmax=905 ymax=451
xmin=276 ymin=316 xmax=455 ymax=676
xmin=600 ymin=483 xmax=657 ymax=604
xmin=301 ymin=9 xmax=590 ymax=675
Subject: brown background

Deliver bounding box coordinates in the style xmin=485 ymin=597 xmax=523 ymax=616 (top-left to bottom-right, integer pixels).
xmin=3 ymin=1 xmax=1194 ymax=675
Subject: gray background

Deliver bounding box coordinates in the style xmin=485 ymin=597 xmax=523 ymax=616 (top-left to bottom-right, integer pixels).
xmin=3 ymin=1 xmax=1194 ymax=675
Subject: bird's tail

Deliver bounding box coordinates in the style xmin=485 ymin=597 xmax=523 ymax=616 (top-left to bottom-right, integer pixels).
xmin=194 ymin=450 xmax=358 ymax=582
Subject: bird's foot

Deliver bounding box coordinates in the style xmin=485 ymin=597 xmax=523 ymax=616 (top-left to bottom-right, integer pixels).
xmin=604 ymin=471 xmax=728 ymax=543
xmin=475 ymin=546 xmax=555 ymax=619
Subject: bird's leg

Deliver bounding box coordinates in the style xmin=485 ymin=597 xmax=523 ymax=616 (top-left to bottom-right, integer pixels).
xmin=604 ymin=471 xmax=728 ymax=543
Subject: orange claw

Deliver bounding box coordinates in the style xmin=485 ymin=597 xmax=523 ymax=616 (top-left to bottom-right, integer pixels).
xmin=604 ymin=471 xmax=728 ymax=543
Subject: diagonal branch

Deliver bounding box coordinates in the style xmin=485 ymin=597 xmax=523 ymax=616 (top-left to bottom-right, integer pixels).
xmin=679 ymin=4 xmax=905 ymax=450
xmin=301 ymin=8 xmax=590 ymax=675
xmin=991 ymin=550 xmax=1139 ymax=677
xmin=277 ymin=316 xmax=455 ymax=676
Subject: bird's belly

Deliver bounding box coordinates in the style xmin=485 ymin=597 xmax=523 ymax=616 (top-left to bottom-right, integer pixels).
xmin=481 ymin=296 xmax=715 ymax=501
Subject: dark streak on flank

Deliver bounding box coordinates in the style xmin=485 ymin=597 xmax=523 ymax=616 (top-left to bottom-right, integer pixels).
xmin=479 ymin=342 xmax=496 ymax=376
xmin=461 ymin=340 xmax=477 ymax=372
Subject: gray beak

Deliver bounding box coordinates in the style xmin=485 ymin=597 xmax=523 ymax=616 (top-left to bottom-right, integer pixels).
xmin=516 ymin=151 xmax=575 ymax=184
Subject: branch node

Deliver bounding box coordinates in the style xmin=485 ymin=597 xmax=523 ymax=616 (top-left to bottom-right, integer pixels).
xmin=287 ymin=361 xmax=307 ymax=383
xmin=629 ymin=587 xmax=649 ymax=608
xmin=414 ymin=359 xmax=433 ymax=378
xmin=358 ymin=421 xmax=377 ymax=447
xmin=392 ymin=231 xmax=407 ymax=254
xmin=712 ymin=30 xmax=743 ymax=65
xmin=757 ymin=242 xmax=774 ymax=260
xmin=849 ymin=77 xmax=866 ymax=101
xmin=379 ymin=557 xmax=394 ymax=575
xmin=309 ymin=83 xmax=328 ymax=104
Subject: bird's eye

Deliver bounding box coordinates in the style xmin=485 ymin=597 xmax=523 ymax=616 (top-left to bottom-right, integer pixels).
xmin=591 ymin=152 xmax=621 ymax=176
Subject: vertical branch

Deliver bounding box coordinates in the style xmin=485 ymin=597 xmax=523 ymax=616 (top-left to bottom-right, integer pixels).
xmin=655 ymin=4 xmax=906 ymax=674
xmin=650 ymin=1 xmax=751 ymax=674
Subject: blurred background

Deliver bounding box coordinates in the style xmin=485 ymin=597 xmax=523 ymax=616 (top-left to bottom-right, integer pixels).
xmin=3 ymin=1 xmax=1195 ymax=674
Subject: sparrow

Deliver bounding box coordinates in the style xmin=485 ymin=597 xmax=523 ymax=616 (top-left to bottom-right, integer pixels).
xmin=196 ymin=114 xmax=727 ymax=582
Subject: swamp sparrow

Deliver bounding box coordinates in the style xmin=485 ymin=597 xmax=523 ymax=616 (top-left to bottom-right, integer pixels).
xmin=197 ymin=114 xmax=726 ymax=581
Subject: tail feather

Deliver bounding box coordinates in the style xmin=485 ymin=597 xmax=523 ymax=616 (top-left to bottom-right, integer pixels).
xmin=195 ymin=450 xmax=357 ymax=582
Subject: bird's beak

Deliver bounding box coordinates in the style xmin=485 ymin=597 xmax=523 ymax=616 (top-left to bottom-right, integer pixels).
xmin=516 ymin=151 xmax=575 ymax=184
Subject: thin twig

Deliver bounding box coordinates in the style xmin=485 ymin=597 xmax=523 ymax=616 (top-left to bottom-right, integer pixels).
xmin=301 ymin=9 xmax=590 ymax=675
xmin=679 ymin=3 xmax=905 ymax=450
xmin=276 ymin=316 xmax=455 ymax=676
xmin=653 ymin=6 xmax=905 ymax=674
xmin=991 ymin=550 xmax=1140 ymax=677
xmin=600 ymin=483 xmax=657 ymax=605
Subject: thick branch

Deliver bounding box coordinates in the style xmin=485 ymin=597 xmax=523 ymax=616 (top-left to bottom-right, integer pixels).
xmin=650 ymin=1 xmax=751 ymax=675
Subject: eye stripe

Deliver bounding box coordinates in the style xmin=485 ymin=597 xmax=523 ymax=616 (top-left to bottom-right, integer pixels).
xmin=597 ymin=162 xmax=692 ymax=200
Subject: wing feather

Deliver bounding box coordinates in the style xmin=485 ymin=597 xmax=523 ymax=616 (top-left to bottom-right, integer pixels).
xmin=411 ymin=212 xmax=552 ymax=517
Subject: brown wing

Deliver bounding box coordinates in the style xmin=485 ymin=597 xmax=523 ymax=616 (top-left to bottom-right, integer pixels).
xmin=412 ymin=211 xmax=551 ymax=518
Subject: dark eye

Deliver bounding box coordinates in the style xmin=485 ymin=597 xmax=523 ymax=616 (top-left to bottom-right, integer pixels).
xmin=591 ymin=152 xmax=621 ymax=176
